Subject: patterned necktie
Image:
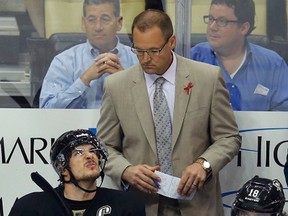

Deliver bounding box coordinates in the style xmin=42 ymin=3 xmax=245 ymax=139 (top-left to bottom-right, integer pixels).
xmin=153 ymin=77 xmax=173 ymax=174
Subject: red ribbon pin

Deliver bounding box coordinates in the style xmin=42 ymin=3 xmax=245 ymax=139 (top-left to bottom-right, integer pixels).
xmin=184 ymin=82 xmax=193 ymax=95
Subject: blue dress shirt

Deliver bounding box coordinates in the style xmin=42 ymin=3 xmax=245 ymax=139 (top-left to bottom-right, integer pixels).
xmin=190 ymin=42 xmax=288 ymax=111
xmin=40 ymin=37 xmax=138 ymax=109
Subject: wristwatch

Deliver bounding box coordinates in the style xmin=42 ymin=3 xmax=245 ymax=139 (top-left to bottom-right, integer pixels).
xmin=195 ymin=157 xmax=212 ymax=181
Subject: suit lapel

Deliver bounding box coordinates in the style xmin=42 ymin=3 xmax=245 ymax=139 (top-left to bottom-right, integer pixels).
xmin=130 ymin=57 xmax=194 ymax=152
xmin=172 ymin=56 xmax=193 ymax=147
xmin=131 ymin=67 xmax=157 ymax=155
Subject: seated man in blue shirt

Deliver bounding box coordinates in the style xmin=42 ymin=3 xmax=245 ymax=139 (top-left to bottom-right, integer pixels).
xmin=190 ymin=0 xmax=288 ymax=111
xmin=40 ymin=0 xmax=138 ymax=109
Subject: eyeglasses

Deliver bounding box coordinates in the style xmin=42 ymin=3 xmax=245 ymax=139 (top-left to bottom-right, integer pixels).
xmin=72 ymin=147 xmax=100 ymax=158
xmin=131 ymin=39 xmax=169 ymax=57
xmin=203 ymin=15 xmax=239 ymax=27
xmin=85 ymin=15 xmax=113 ymax=26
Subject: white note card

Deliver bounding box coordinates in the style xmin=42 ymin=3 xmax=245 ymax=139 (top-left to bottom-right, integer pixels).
xmin=155 ymin=171 xmax=196 ymax=200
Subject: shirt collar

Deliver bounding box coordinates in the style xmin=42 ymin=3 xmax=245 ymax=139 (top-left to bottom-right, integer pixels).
xmin=211 ymin=39 xmax=252 ymax=59
xmin=88 ymin=36 xmax=120 ymax=57
xmin=245 ymin=41 xmax=253 ymax=58
xmin=145 ymin=51 xmax=177 ymax=88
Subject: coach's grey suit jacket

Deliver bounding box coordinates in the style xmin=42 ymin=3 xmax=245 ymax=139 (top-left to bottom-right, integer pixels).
xmin=97 ymin=54 xmax=241 ymax=216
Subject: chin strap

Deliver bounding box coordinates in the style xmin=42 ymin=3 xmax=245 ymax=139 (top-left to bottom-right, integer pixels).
xmin=64 ymin=168 xmax=105 ymax=193
xmin=98 ymin=159 xmax=106 ymax=187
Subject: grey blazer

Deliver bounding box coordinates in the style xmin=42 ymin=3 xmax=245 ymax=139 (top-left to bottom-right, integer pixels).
xmin=97 ymin=54 xmax=241 ymax=216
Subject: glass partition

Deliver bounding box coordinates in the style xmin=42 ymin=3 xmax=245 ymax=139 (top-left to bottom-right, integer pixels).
xmin=0 ymin=0 xmax=287 ymax=109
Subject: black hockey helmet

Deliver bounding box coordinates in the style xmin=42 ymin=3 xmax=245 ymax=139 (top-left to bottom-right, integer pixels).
xmin=231 ymin=175 xmax=285 ymax=216
xmin=50 ymin=129 xmax=108 ymax=176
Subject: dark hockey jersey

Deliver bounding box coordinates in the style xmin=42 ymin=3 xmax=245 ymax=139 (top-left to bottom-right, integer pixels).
xmin=9 ymin=186 xmax=145 ymax=216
